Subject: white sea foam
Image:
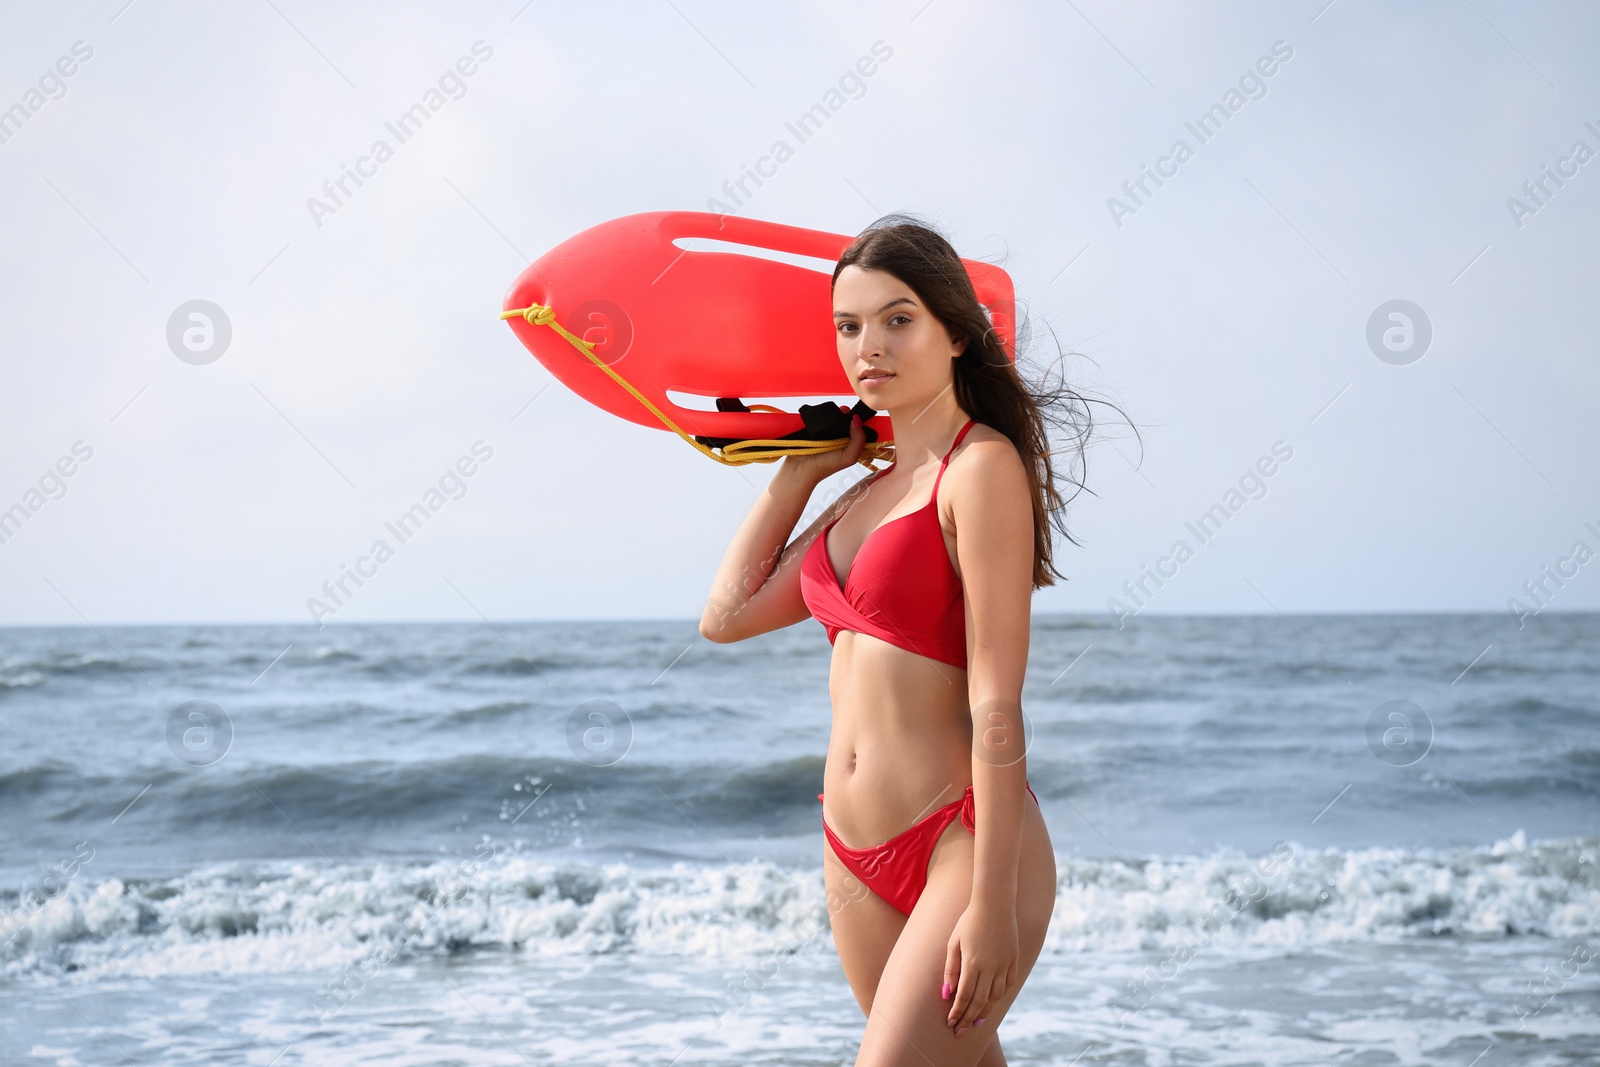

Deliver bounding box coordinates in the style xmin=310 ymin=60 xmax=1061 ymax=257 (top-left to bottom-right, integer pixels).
xmin=3 ymin=835 xmax=1593 ymax=980
xmin=1042 ymin=832 xmax=1597 ymax=954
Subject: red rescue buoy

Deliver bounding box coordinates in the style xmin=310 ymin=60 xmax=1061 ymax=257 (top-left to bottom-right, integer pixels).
xmin=500 ymin=211 xmax=1015 ymax=457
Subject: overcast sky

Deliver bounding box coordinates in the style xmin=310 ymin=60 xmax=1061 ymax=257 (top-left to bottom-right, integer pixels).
xmin=1 ymin=0 xmax=1596 ymax=627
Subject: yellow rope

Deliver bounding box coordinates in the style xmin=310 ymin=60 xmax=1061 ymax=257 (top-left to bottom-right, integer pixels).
xmin=500 ymin=302 xmax=893 ymax=469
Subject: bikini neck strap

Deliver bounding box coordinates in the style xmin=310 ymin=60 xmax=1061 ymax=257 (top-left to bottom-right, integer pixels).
xmin=877 ymin=417 xmax=976 ymax=480
xmin=931 ymin=418 xmax=977 ymax=495
xmin=943 ymin=418 xmax=977 ymax=464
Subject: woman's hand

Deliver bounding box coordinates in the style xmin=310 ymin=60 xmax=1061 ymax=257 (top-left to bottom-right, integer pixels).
xmin=942 ymin=899 xmax=1019 ymax=1038
xmin=779 ymin=409 xmax=869 ymax=485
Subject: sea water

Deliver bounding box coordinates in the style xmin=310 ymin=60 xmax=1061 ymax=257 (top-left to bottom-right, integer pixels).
xmin=2 ymin=614 xmax=1596 ymax=1065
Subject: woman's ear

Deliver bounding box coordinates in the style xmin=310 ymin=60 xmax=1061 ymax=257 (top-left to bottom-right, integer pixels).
xmin=939 ymin=314 xmax=968 ymax=358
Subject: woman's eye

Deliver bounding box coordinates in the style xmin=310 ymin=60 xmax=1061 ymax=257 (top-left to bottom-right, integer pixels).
xmin=889 ymin=314 xmax=911 ymax=326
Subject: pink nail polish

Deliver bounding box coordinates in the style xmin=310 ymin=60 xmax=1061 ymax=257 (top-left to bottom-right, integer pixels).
xmin=940 ymin=981 xmax=951 ymax=999
xmin=976 ymin=1017 xmax=986 ymax=1026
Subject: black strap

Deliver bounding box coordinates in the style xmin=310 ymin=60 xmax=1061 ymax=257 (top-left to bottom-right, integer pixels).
xmin=696 ymin=399 xmax=879 ymax=449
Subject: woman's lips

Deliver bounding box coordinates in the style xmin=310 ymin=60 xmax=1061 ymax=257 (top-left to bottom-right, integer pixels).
xmin=860 ymin=373 xmax=894 ymax=383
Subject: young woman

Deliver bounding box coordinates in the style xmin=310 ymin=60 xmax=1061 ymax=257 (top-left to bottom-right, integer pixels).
xmin=700 ymin=216 xmax=1094 ymax=1066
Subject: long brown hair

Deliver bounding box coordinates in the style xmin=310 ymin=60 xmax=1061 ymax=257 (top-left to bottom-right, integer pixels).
xmin=832 ymin=213 xmax=1135 ymax=588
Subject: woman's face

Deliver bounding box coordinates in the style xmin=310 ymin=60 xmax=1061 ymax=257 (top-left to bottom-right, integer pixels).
xmin=832 ymin=265 xmax=965 ymax=410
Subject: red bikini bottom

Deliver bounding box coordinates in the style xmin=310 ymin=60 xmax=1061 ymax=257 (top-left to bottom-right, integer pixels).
xmin=818 ymin=781 xmax=1039 ymax=917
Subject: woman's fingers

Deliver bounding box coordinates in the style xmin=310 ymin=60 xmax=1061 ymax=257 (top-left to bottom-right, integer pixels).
xmin=839 ymin=412 xmax=865 ymax=469
xmin=778 ymin=407 xmax=864 ymax=480
xmin=952 ymin=970 xmax=997 ymax=1036
xmin=947 ymin=964 xmax=976 ymax=1029
xmin=940 ymin=953 xmax=979 ymax=1036
xmin=941 ymin=936 xmax=962 ymax=1011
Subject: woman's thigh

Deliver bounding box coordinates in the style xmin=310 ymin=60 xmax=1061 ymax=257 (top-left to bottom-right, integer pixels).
xmin=853 ymin=797 xmax=1056 ymax=1067
xmin=824 ymin=839 xmax=908 ymax=1017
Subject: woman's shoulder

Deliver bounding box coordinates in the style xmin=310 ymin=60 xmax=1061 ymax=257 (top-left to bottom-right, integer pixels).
xmin=956 ymin=419 xmax=1020 ymax=463
xmin=947 ymin=419 xmax=1028 ymax=495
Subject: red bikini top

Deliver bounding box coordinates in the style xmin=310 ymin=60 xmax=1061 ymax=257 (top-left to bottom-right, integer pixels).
xmin=799 ymin=418 xmax=978 ymax=669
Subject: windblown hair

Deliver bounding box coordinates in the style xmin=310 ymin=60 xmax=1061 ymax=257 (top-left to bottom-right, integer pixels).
xmin=832 ymin=213 xmax=1136 ymax=588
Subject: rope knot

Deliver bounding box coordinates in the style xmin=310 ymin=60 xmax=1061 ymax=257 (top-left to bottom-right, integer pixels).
xmin=523 ymin=304 xmax=556 ymax=326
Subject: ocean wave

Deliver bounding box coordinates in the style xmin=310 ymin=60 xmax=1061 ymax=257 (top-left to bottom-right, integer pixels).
xmin=1056 ymin=683 xmax=1163 ymax=705
xmin=0 ymin=652 xmax=139 ymax=679
xmin=4 ymin=834 xmax=1594 ymax=980
xmin=2 ymin=756 xmax=831 ymax=834
xmin=1451 ymin=695 xmax=1599 ymax=727
xmin=459 ymin=654 xmax=556 ymax=677
xmin=0 ymin=760 xmax=79 ymax=797
xmin=0 ymin=671 xmax=44 ymax=690
xmin=1033 ymin=618 xmax=1106 ymax=632
xmin=436 ymin=700 xmax=537 ymax=725
xmin=1044 ymin=831 xmax=1598 ymax=953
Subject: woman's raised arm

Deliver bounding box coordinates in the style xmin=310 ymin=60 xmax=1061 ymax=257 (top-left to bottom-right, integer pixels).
xmin=699 ymin=413 xmax=873 ymax=643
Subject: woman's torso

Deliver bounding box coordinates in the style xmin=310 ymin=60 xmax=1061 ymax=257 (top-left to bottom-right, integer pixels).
xmin=803 ymin=422 xmax=981 ymax=847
